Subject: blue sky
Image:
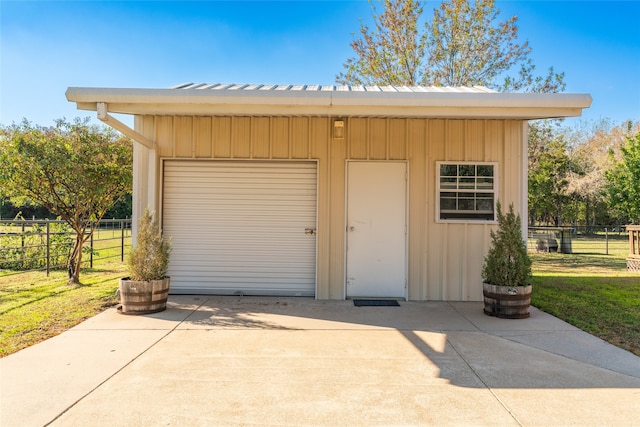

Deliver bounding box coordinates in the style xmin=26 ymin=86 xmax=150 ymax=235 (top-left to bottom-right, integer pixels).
xmin=1 ymin=1 xmax=639 ymax=128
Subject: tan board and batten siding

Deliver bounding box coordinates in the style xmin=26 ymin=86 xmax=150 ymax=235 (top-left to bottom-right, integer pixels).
xmin=135 ymin=115 xmax=525 ymax=301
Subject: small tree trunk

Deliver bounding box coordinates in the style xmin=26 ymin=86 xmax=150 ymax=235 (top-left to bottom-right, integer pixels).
xmin=67 ymin=233 xmax=84 ymax=285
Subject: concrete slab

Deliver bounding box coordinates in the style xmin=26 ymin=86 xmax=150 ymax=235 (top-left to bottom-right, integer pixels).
xmin=50 ymin=330 xmax=518 ymax=426
xmin=1 ymin=296 xmax=639 ymax=427
xmin=74 ymin=295 xmax=206 ymax=330
xmin=180 ymin=296 xmax=477 ymax=331
xmin=446 ymin=331 xmax=640 ymax=426
xmin=0 ymin=328 xmax=168 ymax=427
xmin=452 ymin=302 xmax=640 ymax=378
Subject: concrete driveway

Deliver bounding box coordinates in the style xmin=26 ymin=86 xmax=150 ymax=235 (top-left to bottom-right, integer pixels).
xmin=1 ymin=296 xmax=639 ymax=426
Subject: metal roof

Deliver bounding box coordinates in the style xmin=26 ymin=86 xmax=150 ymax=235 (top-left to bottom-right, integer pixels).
xmin=66 ymin=83 xmax=591 ymax=120
xmin=169 ymin=82 xmax=498 ymax=94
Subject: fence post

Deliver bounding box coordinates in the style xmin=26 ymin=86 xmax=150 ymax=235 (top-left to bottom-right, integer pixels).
xmin=90 ymin=225 xmax=94 ymax=268
xmin=605 ymin=228 xmax=609 ymax=255
xmin=20 ymin=222 xmax=26 ymax=268
xmin=121 ymin=220 xmax=125 ymax=262
xmin=46 ymin=221 xmax=50 ymax=277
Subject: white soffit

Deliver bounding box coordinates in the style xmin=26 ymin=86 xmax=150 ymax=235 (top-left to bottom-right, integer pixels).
xmin=66 ymin=83 xmax=592 ymax=120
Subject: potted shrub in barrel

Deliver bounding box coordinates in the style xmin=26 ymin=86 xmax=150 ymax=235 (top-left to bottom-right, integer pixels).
xmin=118 ymin=208 xmax=171 ymax=315
xmin=481 ymin=202 xmax=532 ymax=319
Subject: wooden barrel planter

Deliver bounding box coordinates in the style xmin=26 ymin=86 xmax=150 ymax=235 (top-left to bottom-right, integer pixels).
xmin=118 ymin=277 xmax=170 ymax=315
xmin=483 ymin=283 xmax=532 ymax=319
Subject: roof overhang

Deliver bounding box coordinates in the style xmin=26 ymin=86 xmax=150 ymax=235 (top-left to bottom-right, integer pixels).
xmin=66 ymin=84 xmax=592 ymax=120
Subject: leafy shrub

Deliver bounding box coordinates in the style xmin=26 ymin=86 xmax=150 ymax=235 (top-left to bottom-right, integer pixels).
xmin=127 ymin=208 xmax=171 ymax=281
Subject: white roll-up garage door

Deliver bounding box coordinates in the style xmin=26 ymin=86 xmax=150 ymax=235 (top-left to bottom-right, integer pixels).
xmin=163 ymin=160 xmax=317 ymax=296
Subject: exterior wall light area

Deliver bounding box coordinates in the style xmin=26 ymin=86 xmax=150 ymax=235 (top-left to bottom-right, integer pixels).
xmin=333 ymin=120 xmax=345 ymax=139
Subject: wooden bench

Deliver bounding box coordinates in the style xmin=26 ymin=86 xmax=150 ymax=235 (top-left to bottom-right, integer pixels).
xmin=628 ymin=225 xmax=640 ymax=272
xmin=536 ymin=237 xmax=558 ymax=253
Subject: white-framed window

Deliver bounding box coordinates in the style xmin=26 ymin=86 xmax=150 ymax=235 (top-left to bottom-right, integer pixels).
xmin=436 ymin=162 xmax=498 ymax=222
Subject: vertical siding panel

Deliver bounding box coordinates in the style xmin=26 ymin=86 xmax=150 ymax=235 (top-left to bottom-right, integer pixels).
xmin=212 ymin=117 xmax=231 ymax=158
xmin=231 ymin=117 xmax=251 ymax=158
xmin=271 ymin=117 xmax=290 ymax=159
xmin=446 ymin=222 xmax=465 ymax=301
xmin=485 ymin=121 xmax=501 ymax=164
xmin=426 ymin=120 xmax=446 ymax=300
xmin=155 ymin=116 xmax=174 ymax=158
xmin=291 ymin=117 xmax=310 ymax=159
xmin=483 ymin=120 xmax=503 ymax=298
xmin=407 ymin=119 xmax=426 ymax=300
xmin=311 ymin=118 xmax=330 ymax=298
xmin=515 ymin=121 xmax=525 ymax=210
xmin=369 ymin=119 xmax=387 ymax=160
xmin=348 ymin=118 xmax=367 ymax=159
xmin=477 ymin=120 xmax=490 ymax=300
xmin=193 ymin=117 xmax=212 ymax=158
xmin=503 ymin=121 xmax=519 ymax=208
xmin=519 ymin=121 xmax=528 ymax=235
xmin=466 ymin=225 xmax=485 ymax=300
xmin=251 ymin=117 xmax=270 ymax=159
xmin=445 ymin=120 xmax=464 ymax=161
xmin=460 ymin=120 xmax=486 ymax=300
xmin=174 ymin=117 xmax=193 ymax=158
xmin=134 ymin=116 xmax=156 ymax=221
xmin=389 ymin=119 xmax=407 ymax=160
xmin=309 ymin=117 xmax=328 ymax=159
xmin=329 ymin=118 xmax=346 ymax=299
xmin=140 ymin=115 xmax=155 ymax=140
xmin=444 ymin=120 xmax=469 ymax=300
xmin=465 ymin=120 xmax=484 ymax=162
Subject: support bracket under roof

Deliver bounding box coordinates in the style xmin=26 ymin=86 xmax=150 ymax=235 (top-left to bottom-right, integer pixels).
xmin=96 ymin=102 xmax=154 ymax=149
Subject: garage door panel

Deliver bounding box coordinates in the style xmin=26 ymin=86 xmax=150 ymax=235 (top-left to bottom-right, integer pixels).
xmin=163 ymin=160 xmax=317 ymax=296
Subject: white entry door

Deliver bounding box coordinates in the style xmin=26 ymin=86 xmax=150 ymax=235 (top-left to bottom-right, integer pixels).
xmin=346 ymin=162 xmax=407 ymax=298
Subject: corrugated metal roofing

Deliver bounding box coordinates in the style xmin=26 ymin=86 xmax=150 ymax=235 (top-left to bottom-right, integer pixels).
xmin=169 ymin=82 xmax=498 ymax=94
xmin=66 ymin=83 xmax=591 ymax=120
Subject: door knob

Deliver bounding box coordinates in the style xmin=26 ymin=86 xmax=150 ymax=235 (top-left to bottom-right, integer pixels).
xmin=349 ymin=226 xmax=355 ymax=231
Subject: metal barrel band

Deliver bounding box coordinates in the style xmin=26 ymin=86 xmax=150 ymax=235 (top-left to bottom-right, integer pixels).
xmin=122 ymin=297 xmax=168 ymax=307
xmin=483 ymin=308 xmax=530 ymax=319
xmin=483 ymin=302 xmax=530 ymax=310
xmin=483 ymin=291 xmax=531 ymax=301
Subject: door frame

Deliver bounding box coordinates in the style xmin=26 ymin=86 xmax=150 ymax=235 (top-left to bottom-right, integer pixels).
xmin=343 ymin=160 xmax=409 ymax=300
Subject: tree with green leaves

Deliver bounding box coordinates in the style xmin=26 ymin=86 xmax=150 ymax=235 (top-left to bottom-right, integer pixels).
xmin=0 ymin=118 xmax=133 ymax=285
xmin=562 ymin=119 xmax=633 ymax=227
xmin=337 ymin=0 xmax=564 ymax=93
xmin=528 ymin=129 xmax=571 ymax=226
xmin=606 ymin=129 xmax=640 ymax=224
xmin=337 ymin=0 xmax=425 ymax=86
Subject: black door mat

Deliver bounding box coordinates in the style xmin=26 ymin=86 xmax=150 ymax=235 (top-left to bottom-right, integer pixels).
xmin=353 ymin=299 xmax=400 ymax=307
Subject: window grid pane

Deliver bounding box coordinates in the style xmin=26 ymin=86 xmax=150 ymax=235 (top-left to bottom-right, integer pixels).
xmin=438 ymin=163 xmax=496 ymax=221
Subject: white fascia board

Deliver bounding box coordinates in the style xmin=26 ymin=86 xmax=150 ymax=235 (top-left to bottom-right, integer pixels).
xmin=330 ymin=90 xmax=592 ymax=108
xmin=66 ymin=87 xmax=592 ymax=119
xmin=73 ymin=103 xmax=587 ymax=120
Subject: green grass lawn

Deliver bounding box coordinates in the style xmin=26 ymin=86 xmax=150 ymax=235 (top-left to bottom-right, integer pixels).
xmin=531 ymin=251 xmax=640 ymax=357
xmin=0 ymin=262 xmax=125 ymax=357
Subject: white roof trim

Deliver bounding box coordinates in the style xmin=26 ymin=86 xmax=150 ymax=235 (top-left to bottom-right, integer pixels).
xmin=66 ymin=83 xmax=591 ymax=120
